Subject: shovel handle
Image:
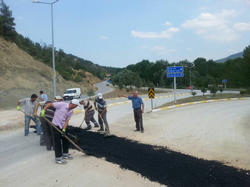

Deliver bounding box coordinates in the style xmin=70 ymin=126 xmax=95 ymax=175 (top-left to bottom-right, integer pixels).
xmin=79 ymin=118 xmax=85 ymax=128
xmin=43 ymin=117 xmax=83 ymax=153
xmin=20 ymin=110 xmax=40 ymax=121
xmin=99 ymin=114 xmax=110 ymax=134
xmin=20 ymin=110 xmax=35 ymax=118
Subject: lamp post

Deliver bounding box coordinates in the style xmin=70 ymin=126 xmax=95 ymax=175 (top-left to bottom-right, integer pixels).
xmin=32 ymin=0 xmax=59 ymax=98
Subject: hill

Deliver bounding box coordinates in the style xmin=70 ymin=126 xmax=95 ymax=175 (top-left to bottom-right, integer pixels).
xmin=0 ymin=37 xmax=101 ymax=109
xmin=215 ymin=51 xmax=243 ymax=63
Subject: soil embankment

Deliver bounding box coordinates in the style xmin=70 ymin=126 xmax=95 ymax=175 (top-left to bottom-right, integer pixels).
xmin=0 ymin=37 xmax=100 ymax=109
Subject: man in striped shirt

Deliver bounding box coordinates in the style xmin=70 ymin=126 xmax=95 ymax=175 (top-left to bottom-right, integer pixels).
xmin=34 ymin=96 xmax=63 ymax=150
xmin=80 ymin=100 xmax=99 ymax=130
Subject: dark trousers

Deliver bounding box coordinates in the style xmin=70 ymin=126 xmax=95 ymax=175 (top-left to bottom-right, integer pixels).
xmin=53 ymin=126 xmax=69 ymax=158
xmin=133 ymin=108 xmax=144 ymax=131
xmin=85 ymin=110 xmax=98 ymax=127
xmin=40 ymin=117 xmax=55 ymax=150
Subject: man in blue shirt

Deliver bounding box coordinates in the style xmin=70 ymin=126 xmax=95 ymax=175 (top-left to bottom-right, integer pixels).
xmin=118 ymin=91 xmax=144 ymax=133
xmin=39 ymin=90 xmax=48 ymax=101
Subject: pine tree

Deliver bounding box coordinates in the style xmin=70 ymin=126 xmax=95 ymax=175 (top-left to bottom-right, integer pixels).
xmin=0 ymin=0 xmax=16 ymax=40
xmin=0 ymin=15 xmax=3 ymax=35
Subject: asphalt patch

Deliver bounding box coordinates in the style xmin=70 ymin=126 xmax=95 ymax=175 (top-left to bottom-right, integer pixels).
xmin=68 ymin=126 xmax=250 ymax=187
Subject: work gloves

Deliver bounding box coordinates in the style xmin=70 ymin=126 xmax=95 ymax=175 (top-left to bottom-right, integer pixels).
xmin=17 ymin=106 xmax=20 ymax=111
xmin=40 ymin=110 xmax=45 ymax=117
xmin=62 ymin=129 xmax=66 ymax=137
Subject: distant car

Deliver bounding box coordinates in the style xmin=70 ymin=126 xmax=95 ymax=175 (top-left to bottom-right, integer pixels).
xmin=63 ymin=88 xmax=81 ymax=100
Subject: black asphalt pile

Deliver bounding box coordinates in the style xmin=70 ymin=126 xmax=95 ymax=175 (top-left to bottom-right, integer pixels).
xmin=67 ymin=126 xmax=250 ymax=187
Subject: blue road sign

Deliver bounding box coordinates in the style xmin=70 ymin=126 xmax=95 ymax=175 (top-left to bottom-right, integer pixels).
xmin=222 ymin=79 xmax=227 ymax=83
xmin=167 ymin=66 xmax=183 ymax=73
xmin=167 ymin=73 xmax=184 ymax=78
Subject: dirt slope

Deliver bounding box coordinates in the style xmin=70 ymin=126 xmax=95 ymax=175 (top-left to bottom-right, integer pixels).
xmin=0 ymin=37 xmax=100 ymax=109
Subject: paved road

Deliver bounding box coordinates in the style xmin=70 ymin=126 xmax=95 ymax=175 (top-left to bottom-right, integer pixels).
xmin=0 ymin=97 xmax=249 ymax=186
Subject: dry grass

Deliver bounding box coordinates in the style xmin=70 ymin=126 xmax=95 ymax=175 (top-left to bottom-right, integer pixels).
xmin=158 ymin=93 xmax=250 ymax=108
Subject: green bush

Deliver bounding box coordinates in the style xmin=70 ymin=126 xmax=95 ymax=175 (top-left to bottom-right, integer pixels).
xmin=191 ymin=91 xmax=197 ymax=97
xmin=78 ymin=71 xmax=86 ymax=78
xmin=126 ymin=88 xmax=129 ymax=92
xmin=219 ymin=87 xmax=224 ymax=94
xmin=87 ymin=89 xmax=95 ymax=98
xmin=201 ymin=88 xmax=207 ymax=96
xmin=240 ymin=90 xmax=247 ymax=95
xmin=61 ymin=71 xmax=72 ymax=81
xmin=210 ymin=86 xmax=218 ymax=96
xmin=247 ymin=88 xmax=250 ymax=94
xmin=74 ymin=74 xmax=83 ymax=82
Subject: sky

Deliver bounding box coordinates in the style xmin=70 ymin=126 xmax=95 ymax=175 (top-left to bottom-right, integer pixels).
xmin=6 ymin=0 xmax=250 ymax=68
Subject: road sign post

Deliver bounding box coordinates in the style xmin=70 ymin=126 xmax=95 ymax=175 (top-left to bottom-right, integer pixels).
xmin=222 ymin=79 xmax=227 ymax=89
xmin=148 ymin=88 xmax=155 ymax=110
xmin=167 ymin=66 xmax=184 ymax=104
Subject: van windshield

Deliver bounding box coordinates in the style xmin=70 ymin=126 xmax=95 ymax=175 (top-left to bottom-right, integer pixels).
xmin=65 ymin=90 xmax=76 ymax=94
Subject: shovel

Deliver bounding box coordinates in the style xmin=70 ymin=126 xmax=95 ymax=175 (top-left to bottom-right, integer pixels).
xmin=19 ymin=110 xmax=40 ymax=122
xmin=99 ymin=114 xmax=115 ymax=138
xmin=79 ymin=118 xmax=85 ymax=128
xmin=67 ymin=132 xmax=81 ymax=144
xmin=42 ymin=116 xmax=92 ymax=155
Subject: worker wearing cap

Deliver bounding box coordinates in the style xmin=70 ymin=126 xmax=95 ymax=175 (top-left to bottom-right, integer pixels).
xmin=79 ymin=100 xmax=99 ymax=130
xmin=34 ymin=96 xmax=63 ymax=150
xmin=118 ymin=91 xmax=144 ymax=133
xmin=94 ymin=93 xmax=109 ymax=132
xmin=41 ymin=99 xmax=79 ymax=164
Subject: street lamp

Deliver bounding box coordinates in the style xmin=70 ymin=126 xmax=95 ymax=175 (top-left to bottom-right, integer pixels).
xmin=32 ymin=0 xmax=59 ymax=98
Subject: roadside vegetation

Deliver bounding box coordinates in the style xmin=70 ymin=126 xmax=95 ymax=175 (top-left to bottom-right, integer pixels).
xmin=0 ymin=0 xmax=120 ymax=82
xmin=157 ymin=93 xmax=250 ymax=108
xmin=1 ymin=0 xmax=249 ymax=92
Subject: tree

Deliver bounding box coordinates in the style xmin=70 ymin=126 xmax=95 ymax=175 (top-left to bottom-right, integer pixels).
xmin=219 ymin=87 xmax=223 ymax=94
xmin=201 ymin=88 xmax=207 ymax=96
xmin=134 ymin=74 xmax=142 ymax=90
xmin=194 ymin=57 xmax=208 ymax=77
xmin=243 ymin=45 xmax=250 ymax=59
xmin=0 ymin=0 xmax=16 ymax=40
xmin=118 ymin=80 xmax=124 ymax=90
xmin=210 ymin=86 xmax=218 ymax=96
xmin=87 ymin=89 xmax=95 ymax=98
xmin=0 ymin=15 xmax=3 ymax=35
xmin=191 ymin=91 xmax=197 ymax=97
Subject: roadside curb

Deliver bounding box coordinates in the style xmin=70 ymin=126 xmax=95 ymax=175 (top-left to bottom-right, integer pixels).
xmin=107 ymin=93 xmax=191 ymax=107
xmin=149 ymin=97 xmax=250 ymax=113
xmin=73 ymin=93 xmax=191 ymax=113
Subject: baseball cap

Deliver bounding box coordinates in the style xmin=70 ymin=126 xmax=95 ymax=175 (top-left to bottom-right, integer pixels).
xmin=55 ymin=95 xmax=62 ymax=100
xmin=71 ymin=99 xmax=80 ymax=106
xmin=98 ymin=93 xmax=103 ymax=99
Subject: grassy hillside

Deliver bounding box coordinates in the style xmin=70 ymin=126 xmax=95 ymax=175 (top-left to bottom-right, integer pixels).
xmin=0 ymin=37 xmax=100 ymax=109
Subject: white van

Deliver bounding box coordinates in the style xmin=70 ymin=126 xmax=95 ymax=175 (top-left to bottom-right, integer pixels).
xmin=63 ymin=88 xmax=81 ymax=100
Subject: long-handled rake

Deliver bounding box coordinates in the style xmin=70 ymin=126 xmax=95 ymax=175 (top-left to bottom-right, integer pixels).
xmin=42 ymin=116 xmax=92 ymax=155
